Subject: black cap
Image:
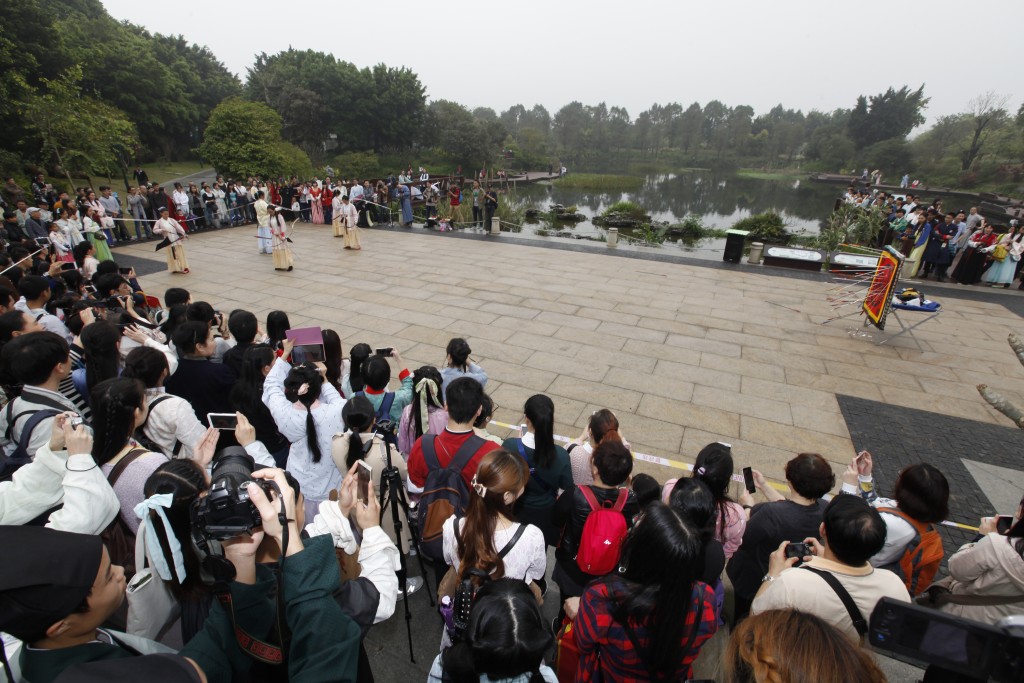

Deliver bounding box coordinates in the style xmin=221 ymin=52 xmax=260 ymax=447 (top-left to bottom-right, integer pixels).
xmin=0 ymin=526 xmax=102 ymax=641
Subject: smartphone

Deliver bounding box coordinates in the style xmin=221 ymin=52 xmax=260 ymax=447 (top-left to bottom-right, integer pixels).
xmin=291 ymin=343 xmax=326 ymax=364
xmin=60 ymin=262 xmax=78 ymax=271
xmin=742 ymin=466 xmax=756 ymax=494
xmin=375 ymin=347 xmax=393 ymax=357
xmin=207 ymin=413 xmax=239 ymax=430
xmin=356 ymin=460 xmax=373 ymax=503
xmin=785 ymin=542 xmax=812 ymax=564
xmin=118 ymin=267 xmax=133 ymax=276
xmin=84 ymin=284 xmax=98 ymax=295
xmin=996 ymin=515 xmax=1014 ymax=534
xmin=34 ymin=237 xmax=50 ymax=247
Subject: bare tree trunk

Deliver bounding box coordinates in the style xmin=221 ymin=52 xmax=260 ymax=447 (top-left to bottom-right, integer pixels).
xmin=1008 ymin=333 xmax=1024 ymax=367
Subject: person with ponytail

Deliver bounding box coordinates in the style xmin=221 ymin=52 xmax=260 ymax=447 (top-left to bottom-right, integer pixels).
xmin=663 ymin=441 xmax=747 ymax=559
xmin=91 ymin=377 xmax=173 ymax=535
xmin=440 ymin=337 xmax=487 ymax=400
xmin=565 ymin=502 xmax=718 ymax=682
xmin=263 ymin=338 xmax=345 ymax=521
xmin=331 ymin=395 xmax=412 ymax=549
xmin=138 ymin=458 xmax=211 ymax=642
xmin=441 ymin=449 xmax=546 ymax=605
xmin=341 ymin=342 xmax=372 ymax=397
xmin=501 ymin=394 xmax=572 ymax=547
xmin=566 ymin=407 xmax=629 ymax=486
xmin=397 ymin=365 xmax=448 ymax=457
xmin=429 ymin=578 xmax=557 ymax=683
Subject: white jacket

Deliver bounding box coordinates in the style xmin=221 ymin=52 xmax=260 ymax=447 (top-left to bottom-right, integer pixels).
xmin=942 ymin=532 xmax=1024 ymax=625
xmin=0 ymin=445 xmax=119 ymax=533
xmin=263 ymin=359 xmax=345 ymax=501
xmin=305 ymin=500 xmax=399 ymax=623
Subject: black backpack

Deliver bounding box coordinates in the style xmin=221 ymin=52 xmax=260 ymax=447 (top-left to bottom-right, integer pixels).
xmin=417 ymin=434 xmax=485 ymax=563
xmin=1 ymin=393 xmax=69 ymax=480
xmin=450 ymin=520 xmax=527 ymax=637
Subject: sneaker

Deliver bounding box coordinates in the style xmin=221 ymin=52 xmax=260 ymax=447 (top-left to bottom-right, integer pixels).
xmin=399 ymin=576 xmax=424 ymax=596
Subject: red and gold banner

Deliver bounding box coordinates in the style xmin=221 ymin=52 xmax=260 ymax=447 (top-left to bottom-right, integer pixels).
xmin=862 ymin=246 xmax=904 ymax=330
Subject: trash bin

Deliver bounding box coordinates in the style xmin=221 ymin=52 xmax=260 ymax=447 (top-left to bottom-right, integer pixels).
xmin=748 ymin=241 xmax=764 ymax=264
xmin=724 ymin=229 xmax=749 ymax=263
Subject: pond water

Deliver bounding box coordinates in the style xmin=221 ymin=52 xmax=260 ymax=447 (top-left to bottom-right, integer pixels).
xmin=483 ymin=171 xmax=842 ymax=255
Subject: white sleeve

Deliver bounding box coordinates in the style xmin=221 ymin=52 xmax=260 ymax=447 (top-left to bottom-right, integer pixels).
xmin=0 ymin=445 xmax=65 ymax=525
xmin=46 ymin=452 xmax=119 ymax=534
xmin=357 ymin=526 xmax=400 ymax=623
xmin=142 ymin=338 xmax=178 ymax=375
xmin=305 ymin=498 xmax=358 ymax=554
xmin=244 ymin=440 xmax=277 ymax=468
xmin=442 ymin=515 xmax=458 ymax=568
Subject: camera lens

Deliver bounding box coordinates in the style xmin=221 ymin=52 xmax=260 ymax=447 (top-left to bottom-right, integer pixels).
xmin=210 ymin=448 xmax=256 ymax=493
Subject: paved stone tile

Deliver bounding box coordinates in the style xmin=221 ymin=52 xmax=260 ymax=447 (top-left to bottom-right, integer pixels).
xmin=636 ymin=395 xmax=740 ymax=438
xmin=506 ymin=331 xmax=581 ymax=357
xmin=535 ymin=311 xmax=601 ymax=331
xmin=603 ymin=367 xmax=695 ymax=403
xmin=658 ymin=359 xmax=742 ymax=393
xmin=595 ymin=321 xmax=667 ymax=343
xmin=574 ymin=346 xmax=658 ymax=374
xmin=548 ymin=375 xmax=642 ymax=413
xmin=441 ymin=319 xmax=513 ymax=343
xmin=692 ymin=385 xmax=793 ymax=424
xmin=699 ymin=352 xmax=786 ymax=383
xmin=525 ymin=350 xmax=608 ymax=383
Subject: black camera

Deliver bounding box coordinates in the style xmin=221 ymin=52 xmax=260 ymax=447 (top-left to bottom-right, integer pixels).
xmin=784 ymin=542 xmax=813 ymax=562
xmin=191 ymin=448 xmax=274 ymax=540
xmin=870 ymin=597 xmax=1024 ymax=682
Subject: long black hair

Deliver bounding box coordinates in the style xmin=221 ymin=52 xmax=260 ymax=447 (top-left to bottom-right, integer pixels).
xmin=266 ymin=310 xmax=290 ymax=348
xmin=143 ymin=459 xmax=208 ymax=600
xmin=80 ymin=320 xmax=121 ymax=391
xmin=691 ymin=442 xmax=735 ymax=542
xmin=669 ymin=478 xmax=717 ymax=545
xmin=410 ymin=365 xmax=444 ymax=440
xmin=446 ymin=337 xmax=471 ymax=371
xmin=524 ymin=394 xmax=556 ymax=468
xmin=343 ymin=395 xmax=375 ymax=469
xmin=91 ymin=377 xmax=147 ymax=465
xmin=441 ymin=578 xmax=552 ymax=683
xmin=230 ymin=343 xmax=276 ymax=418
xmin=611 ymin=502 xmax=705 ymax=678
xmin=348 ymin=342 xmax=371 ymax=393
xmin=322 ymin=328 xmax=343 ymax=393
xmin=283 ymin=363 xmax=324 ymax=463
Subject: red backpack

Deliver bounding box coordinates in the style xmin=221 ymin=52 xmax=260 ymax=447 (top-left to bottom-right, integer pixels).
xmin=575 ymin=487 xmax=629 ymax=575
xmin=878 ymin=507 xmax=944 ymax=595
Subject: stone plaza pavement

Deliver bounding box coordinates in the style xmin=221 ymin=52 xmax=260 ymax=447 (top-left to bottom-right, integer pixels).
xmin=116 ymin=223 xmax=1024 ymax=493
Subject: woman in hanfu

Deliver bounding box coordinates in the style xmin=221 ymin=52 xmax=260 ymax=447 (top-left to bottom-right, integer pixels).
xmin=953 ymin=222 xmax=999 ymax=285
xmin=269 ymin=205 xmax=294 ymax=271
xmin=309 ymin=184 xmax=324 ymax=224
xmin=82 ymin=206 xmax=113 ymax=262
xmin=152 ymin=207 xmax=190 ymax=275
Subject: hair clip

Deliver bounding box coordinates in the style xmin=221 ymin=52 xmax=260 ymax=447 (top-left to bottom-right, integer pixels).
xmin=471 ymin=474 xmax=487 ymax=498
xmin=296 ymin=383 xmax=310 ymax=396
xmin=696 ymin=466 xmax=706 ymax=476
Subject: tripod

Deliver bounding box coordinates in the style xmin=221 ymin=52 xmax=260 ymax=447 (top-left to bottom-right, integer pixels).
xmin=371 ymin=420 xmax=434 ymax=663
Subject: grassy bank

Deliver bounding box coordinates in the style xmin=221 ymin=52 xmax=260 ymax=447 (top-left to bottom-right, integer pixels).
xmin=552 ymin=173 xmax=644 ymax=190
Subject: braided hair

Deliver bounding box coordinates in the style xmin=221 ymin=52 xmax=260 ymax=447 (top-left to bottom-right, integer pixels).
xmin=283 ymin=363 xmax=325 ymax=463
xmin=90 ymin=377 xmax=146 ymax=466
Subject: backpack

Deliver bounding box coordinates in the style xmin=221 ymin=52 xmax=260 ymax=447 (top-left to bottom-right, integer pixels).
xmin=878 ymin=507 xmax=944 ymax=595
xmin=449 ymin=520 xmax=527 ymax=638
xmin=0 ymin=395 xmax=66 ymax=480
xmin=103 ymin=448 xmax=147 ymax=580
xmin=576 ymin=486 xmax=629 ymax=576
xmin=355 ymin=391 xmax=397 ymax=446
xmin=417 ymin=434 xmax=486 ymax=563
xmin=132 ymin=395 xmax=182 ymax=457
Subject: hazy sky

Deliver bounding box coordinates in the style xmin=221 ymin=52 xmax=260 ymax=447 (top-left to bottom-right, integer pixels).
xmin=101 ymin=0 xmax=1022 ymax=128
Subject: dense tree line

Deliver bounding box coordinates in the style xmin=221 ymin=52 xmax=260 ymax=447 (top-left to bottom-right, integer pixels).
xmin=2 ymin=0 xmax=1021 ymax=193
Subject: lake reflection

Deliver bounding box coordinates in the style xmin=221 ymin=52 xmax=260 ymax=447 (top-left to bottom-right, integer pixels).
xmin=505 ymin=171 xmax=839 ymax=241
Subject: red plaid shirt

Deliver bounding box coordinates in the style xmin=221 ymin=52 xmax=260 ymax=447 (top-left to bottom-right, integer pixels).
xmin=574 ymin=579 xmax=718 ymax=682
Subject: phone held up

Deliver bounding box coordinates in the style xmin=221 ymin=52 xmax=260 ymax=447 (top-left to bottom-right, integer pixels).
xmin=207 ymin=413 xmax=239 ymax=431
xmin=996 ymin=515 xmax=1014 ymax=535
xmin=742 ymin=466 xmax=756 ymax=494
xmin=356 ymin=460 xmax=373 ymax=503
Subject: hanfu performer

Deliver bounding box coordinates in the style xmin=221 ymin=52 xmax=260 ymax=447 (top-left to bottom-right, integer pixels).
xmin=331 ymin=190 xmax=345 ymax=237
xmin=81 ymin=207 xmax=113 ymax=262
xmin=152 ymin=207 xmax=190 ymax=274
xmin=269 ymin=205 xmax=294 ymax=271
xmin=255 ymin=191 xmax=272 ymax=254
xmin=339 ymin=195 xmax=361 ymax=251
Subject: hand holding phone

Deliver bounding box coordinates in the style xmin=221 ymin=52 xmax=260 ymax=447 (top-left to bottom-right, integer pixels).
xmin=208 ymin=413 xmax=239 ymax=430
xmin=996 ymin=515 xmax=1014 ymax=535
xmin=375 ymin=347 xmax=393 ymax=357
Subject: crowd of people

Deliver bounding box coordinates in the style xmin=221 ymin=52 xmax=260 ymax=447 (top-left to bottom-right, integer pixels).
xmin=845 ymin=185 xmax=1023 ymax=288
xmin=0 ymin=174 xmax=1021 ymax=682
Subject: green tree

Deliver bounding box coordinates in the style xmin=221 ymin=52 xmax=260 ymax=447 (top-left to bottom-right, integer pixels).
xmin=423 ymin=100 xmax=494 ymax=168
xmin=846 ymin=85 xmax=929 ymax=150
xmin=198 ymin=98 xmax=312 ymax=179
xmin=959 ymin=92 xmax=1010 ymax=171
xmin=19 ymin=66 xmax=138 ymax=189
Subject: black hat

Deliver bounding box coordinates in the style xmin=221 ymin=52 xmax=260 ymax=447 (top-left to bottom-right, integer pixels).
xmin=0 ymin=526 xmax=102 ymax=641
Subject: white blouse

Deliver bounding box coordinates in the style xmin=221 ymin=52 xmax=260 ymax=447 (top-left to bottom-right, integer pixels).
xmin=442 ymin=515 xmax=546 ymax=584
